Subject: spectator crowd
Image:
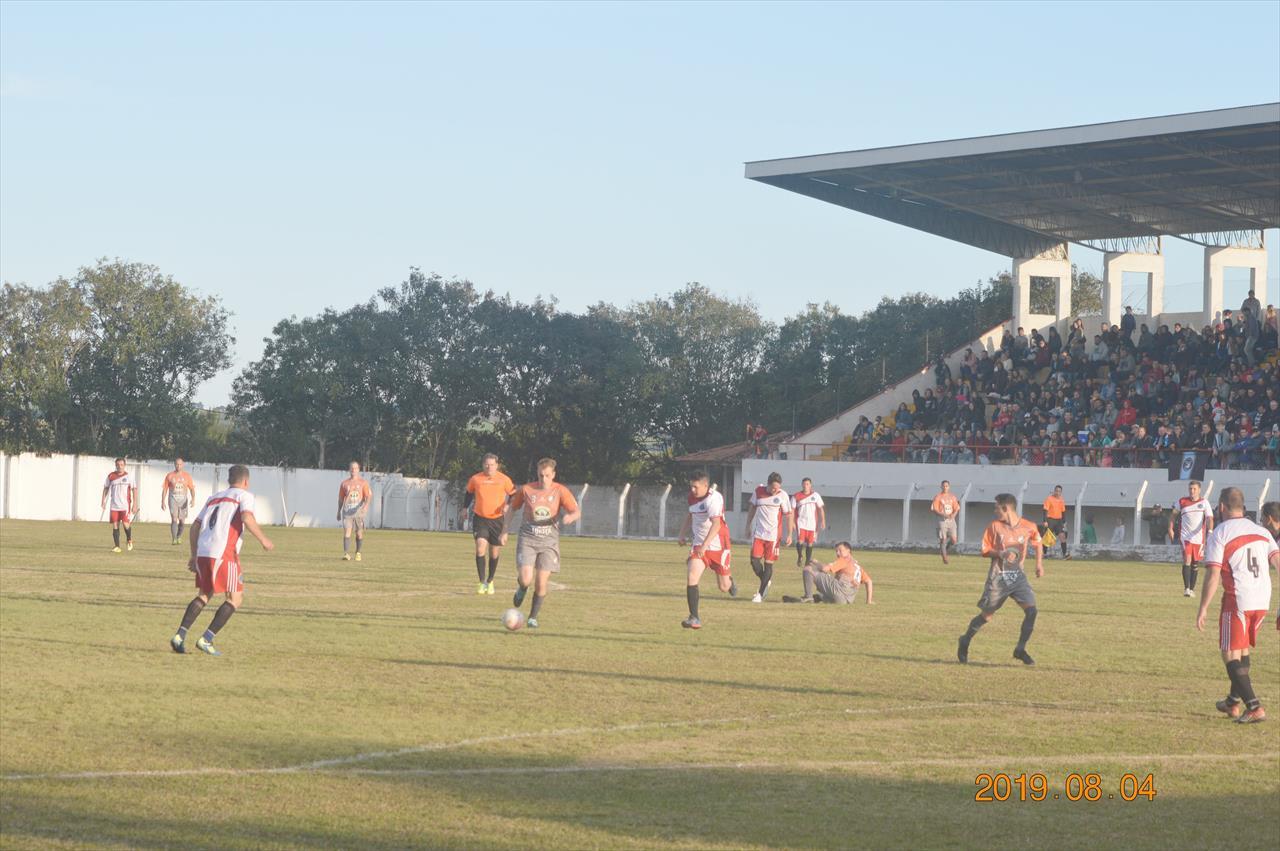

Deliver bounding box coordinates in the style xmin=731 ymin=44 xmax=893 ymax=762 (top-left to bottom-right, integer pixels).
xmin=841 ymin=293 xmax=1280 ymax=471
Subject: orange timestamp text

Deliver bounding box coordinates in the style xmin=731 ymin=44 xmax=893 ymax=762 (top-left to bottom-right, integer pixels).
xmin=974 ymin=772 xmax=1156 ymax=802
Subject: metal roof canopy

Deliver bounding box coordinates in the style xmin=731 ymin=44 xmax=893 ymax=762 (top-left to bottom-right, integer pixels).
xmin=745 ymin=103 xmax=1280 ymax=257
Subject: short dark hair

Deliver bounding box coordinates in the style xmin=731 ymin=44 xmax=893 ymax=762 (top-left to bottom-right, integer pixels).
xmin=802 ymin=477 xmax=812 ymax=485
xmin=114 ymin=457 xmax=125 ymax=464
xmin=537 ymin=457 xmax=556 ymax=472
xmin=835 ymin=541 xmax=852 ymax=552
xmin=941 ymin=479 xmax=950 ymax=486
xmin=174 ymin=456 xmax=184 ymax=463
xmin=1219 ymin=487 xmax=1245 ymax=513
xmin=482 ymin=453 xmax=499 ymax=464
xmin=1054 ymin=484 xmax=1063 ymax=491
xmin=228 ymin=465 xmax=250 ymax=486
xmin=1261 ymin=502 xmax=1280 ymax=524
xmin=995 ymin=493 xmax=1017 ymax=509
xmin=688 ymin=470 xmax=709 ymax=483
xmin=1189 ymin=479 xmax=1202 ymax=487
xmin=767 ymin=472 xmax=782 ymax=485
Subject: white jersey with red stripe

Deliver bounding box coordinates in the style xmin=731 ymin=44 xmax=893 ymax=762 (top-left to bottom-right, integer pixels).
xmin=1204 ymin=517 xmax=1277 ymax=612
xmin=791 ymin=490 xmax=824 ymax=532
xmin=750 ymin=486 xmax=792 ymax=542
xmin=195 ymin=487 xmax=257 ymax=562
xmin=104 ymin=471 xmax=134 ymax=511
xmin=688 ymin=489 xmax=727 ymax=552
xmin=1176 ymin=497 xmax=1213 ymax=544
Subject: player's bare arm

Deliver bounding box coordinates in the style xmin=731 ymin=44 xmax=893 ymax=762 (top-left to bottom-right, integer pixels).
xmin=241 ymin=511 xmax=275 ymax=552
xmin=1033 ymin=541 xmax=1044 ymax=578
xmin=817 ymin=503 xmax=826 ymax=530
xmin=677 ymin=513 xmax=692 ymax=547
xmin=499 ymin=500 xmax=511 ymax=546
xmin=160 ymin=479 xmax=169 ymax=511
xmin=783 ymin=509 xmax=793 ymax=547
xmin=743 ymin=504 xmax=756 ymax=540
xmin=700 ymin=515 xmax=722 ymax=559
xmin=1195 ymin=564 xmax=1221 ymax=632
xmin=864 ymin=577 xmax=875 ymax=605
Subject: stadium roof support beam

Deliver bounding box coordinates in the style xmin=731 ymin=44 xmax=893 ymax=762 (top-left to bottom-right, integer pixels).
xmin=1203 ymin=241 xmax=1268 ymax=327
xmin=1013 ymin=244 xmax=1071 ymax=334
xmin=1103 ymin=241 xmax=1164 ymax=327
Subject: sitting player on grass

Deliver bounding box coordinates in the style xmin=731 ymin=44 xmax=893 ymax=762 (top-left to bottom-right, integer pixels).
xmin=782 ymin=542 xmax=873 ymax=605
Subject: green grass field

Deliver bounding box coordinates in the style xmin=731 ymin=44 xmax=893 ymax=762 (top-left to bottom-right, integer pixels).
xmin=1 ymin=519 xmax=1277 ymax=849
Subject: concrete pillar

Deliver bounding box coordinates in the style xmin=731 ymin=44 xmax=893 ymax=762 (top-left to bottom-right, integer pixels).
xmin=1103 ymin=247 xmax=1164 ymax=327
xmin=1012 ymin=245 xmax=1071 ymax=335
xmin=1203 ymin=245 xmax=1268 ymax=328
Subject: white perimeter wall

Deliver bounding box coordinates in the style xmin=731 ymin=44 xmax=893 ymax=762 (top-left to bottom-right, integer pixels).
xmin=0 ymin=453 xmax=463 ymax=531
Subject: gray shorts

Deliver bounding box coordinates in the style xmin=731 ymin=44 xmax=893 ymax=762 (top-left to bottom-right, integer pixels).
xmin=977 ymin=569 xmax=1036 ymax=613
xmin=342 ymin=510 xmax=367 ymax=534
xmin=812 ymin=571 xmax=857 ymax=604
xmin=168 ymin=494 xmax=191 ymax=520
xmin=937 ymin=518 xmax=958 ymax=540
xmin=517 ymin=529 xmax=561 ymax=573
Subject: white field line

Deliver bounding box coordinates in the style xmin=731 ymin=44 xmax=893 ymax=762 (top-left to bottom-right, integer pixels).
xmin=0 ymin=701 xmax=983 ymax=782
xmin=333 ymin=752 xmax=1280 ymax=777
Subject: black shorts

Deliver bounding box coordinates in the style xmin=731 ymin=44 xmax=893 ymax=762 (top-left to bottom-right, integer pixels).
xmin=1046 ymin=518 xmax=1066 ymax=537
xmin=472 ymin=515 xmax=505 ymax=546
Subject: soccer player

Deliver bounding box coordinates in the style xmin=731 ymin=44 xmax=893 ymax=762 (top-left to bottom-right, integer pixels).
xmin=337 ymin=461 xmax=372 ymax=562
xmin=509 ymin=458 xmax=580 ymax=629
xmin=1194 ymin=487 xmax=1277 ymax=724
xmin=1261 ymin=501 xmax=1280 ymax=544
xmin=957 ymin=493 xmax=1044 ymax=666
xmin=160 ymin=457 xmax=196 ymax=544
xmin=792 ymin=478 xmax=825 ymax=567
xmin=744 ymin=472 xmax=792 ymax=603
xmin=930 ymin=480 xmax=960 ymax=564
xmin=782 ymin=542 xmax=874 ymax=604
xmin=678 ymin=471 xmax=737 ymax=629
xmin=101 ymin=458 xmax=136 ymax=553
xmin=1041 ymin=485 xmax=1071 ymax=559
xmin=1170 ymin=480 xmax=1213 ymax=597
xmin=170 ymin=464 xmax=274 ymax=656
xmin=464 ymin=454 xmax=516 ymax=594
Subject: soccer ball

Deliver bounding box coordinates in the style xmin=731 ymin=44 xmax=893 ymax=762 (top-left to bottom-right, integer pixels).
xmin=502 ymin=608 xmax=526 ymax=631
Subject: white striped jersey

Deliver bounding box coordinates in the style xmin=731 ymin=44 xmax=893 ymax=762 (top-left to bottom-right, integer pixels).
xmin=195 ymin=487 xmax=257 ymax=562
xmin=103 ymin=471 xmax=134 ymax=511
xmin=1204 ymin=517 xmax=1276 ymax=612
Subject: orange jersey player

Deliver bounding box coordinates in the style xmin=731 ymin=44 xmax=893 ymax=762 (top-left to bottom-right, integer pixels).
xmin=930 ymin=480 xmax=961 ymax=564
xmin=786 ymin=542 xmax=874 ymax=605
xmin=957 ymin=493 xmax=1043 ymax=666
xmin=464 ymin=453 xmax=517 ymax=594
xmin=1195 ymin=487 xmax=1278 ymax=724
xmin=161 ymin=457 xmax=197 ymax=545
xmin=337 ymin=461 xmax=373 ymax=562
xmin=678 ymin=470 xmax=736 ymax=629
xmin=1040 ymin=485 xmax=1070 ymax=560
xmin=508 ymin=458 xmax=580 ymax=629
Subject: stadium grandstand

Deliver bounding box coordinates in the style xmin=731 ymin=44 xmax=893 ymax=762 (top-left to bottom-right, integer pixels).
xmin=738 ymin=103 xmax=1279 ymax=473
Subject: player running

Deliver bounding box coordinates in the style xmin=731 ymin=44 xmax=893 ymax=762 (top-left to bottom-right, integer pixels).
xmin=337 ymin=461 xmax=372 ymax=562
xmin=160 ymin=457 xmax=196 ymax=545
xmin=464 ymin=454 xmax=516 ymax=594
xmin=783 ymin=541 xmax=874 ymax=604
xmin=1195 ymin=487 xmax=1277 ymax=723
xmin=957 ymin=493 xmax=1044 ymax=666
xmin=101 ymin=458 xmax=136 ymax=553
xmin=1041 ymin=485 xmax=1071 ymax=559
xmin=1170 ymin=480 xmax=1213 ymax=597
xmin=509 ymin=458 xmax=580 ymax=629
xmin=678 ymin=471 xmax=737 ymax=629
xmin=792 ymin=478 xmax=825 ymax=567
xmin=170 ymin=465 xmax=274 ymax=656
xmin=930 ymin=480 xmax=960 ymax=564
xmin=745 ymin=472 xmax=793 ymax=603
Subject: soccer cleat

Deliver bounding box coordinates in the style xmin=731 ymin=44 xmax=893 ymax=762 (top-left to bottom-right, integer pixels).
xmin=1013 ymin=647 xmax=1035 ymax=666
xmin=526 ymin=617 xmax=539 ymax=629
xmin=796 ymin=556 xmax=804 ymax=567
xmin=477 ymin=582 xmax=487 ymax=595
xmin=1216 ymin=697 xmax=1243 ymax=719
xmin=513 ymin=585 xmax=527 ymax=607
xmin=485 ymin=583 xmax=495 ymax=595
xmin=781 ymin=595 xmax=815 ymax=603
xmin=1183 ymin=588 xmax=1194 ymax=597
xmin=957 ymin=636 xmax=970 ymax=664
xmin=1236 ymin=706 xmax=1266 ymax=724
xmin=751 ymin=593 xmax=763 ymax=604
xmin=111 ymin=546 xmax=122 ymax=554
xmin=761 ymin=580 xmax=771 ymax=600
xmin=728 ymin=580 xmax=738 ymax=598
xmin=942 ymin=554 xmax=950 ymax=565
xmin=342 ymin=553 xmax=351 ymax=561
xmin=355 ymin=552 xmax=362 ymax=563
xmin=681 ymin=616 xmax=702 ymax=629
xmin=126 ymin=542 xmax=133 ymax=551
xmin=1063 ymin=553 xmax=1072 ymax=560
xmin=169 ymin=634 xmax=186 ymax=654
xmin=171 ymin=539 xmax=180 ymax=546
xmin=195 ymin=636 xmax=221 ymax=656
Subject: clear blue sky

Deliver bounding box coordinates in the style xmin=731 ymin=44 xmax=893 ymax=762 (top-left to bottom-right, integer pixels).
xmin=2 ymin=0 xmax=1278 ymax=405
